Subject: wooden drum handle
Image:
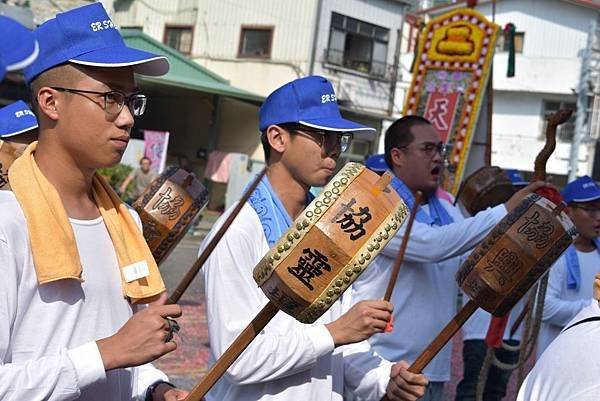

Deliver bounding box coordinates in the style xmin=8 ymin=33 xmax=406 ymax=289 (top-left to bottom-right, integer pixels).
xmin=185 ymin=301 xmax=280 ymax=401
xmin=167 ymin=167 xmax=267 ymax=304
xmin=380 ymin=300 xmax=478 ymax=401
xmin=383 ymin=191 xmax=422 ymax=302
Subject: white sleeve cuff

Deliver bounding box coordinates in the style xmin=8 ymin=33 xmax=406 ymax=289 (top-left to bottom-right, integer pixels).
xmin=376 ymin=361 xmax=393 ymax=398
xmin=67 ymin=342 xmax=106 ymax=389
xmin=307 ymin=324 xmax=335 ymax=357
xmin=491 ymin=203 xmax=508 ymax=220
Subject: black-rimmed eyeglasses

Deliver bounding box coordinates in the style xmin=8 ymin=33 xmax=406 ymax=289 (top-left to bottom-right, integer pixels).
xmin=284 ymin=125 xmax=353 ymax=154
xmin=50 ymin=87 xmax=147 ymax=117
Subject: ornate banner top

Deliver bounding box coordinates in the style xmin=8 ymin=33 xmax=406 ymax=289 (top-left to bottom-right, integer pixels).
xmin=404 ymin=9 xmax=500 ymax=194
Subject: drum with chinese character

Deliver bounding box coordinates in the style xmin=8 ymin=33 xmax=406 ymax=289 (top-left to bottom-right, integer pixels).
xmin=133 ymin=166 xmax=209 ymax=265
xmin=0 ymin=140 xmax=22 ymax=190
xmin=456 ymin=193 xmax=576 ymax=316
xmin=457 ymin=166 xmax=515 ymax=216
xmin=253 ymin=162 xmax=408 ymax=323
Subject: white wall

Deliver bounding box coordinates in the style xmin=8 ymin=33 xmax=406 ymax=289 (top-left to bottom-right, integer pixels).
xmin=473 ymin=0 xmax=592 ymax=94
xmin=491 ymin=91 xmax=588 ymax=175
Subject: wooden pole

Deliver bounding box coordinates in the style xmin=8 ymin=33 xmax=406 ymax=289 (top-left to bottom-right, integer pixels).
xmin=380 ymin=300 xmax=479 ymax=401
xmin=167 ymin=167 xmax=267 ymax=304
xmin=383 ymin=191 xmax=422 ymax=302
xmin=185 ymin=302 xmax=280 ymax=401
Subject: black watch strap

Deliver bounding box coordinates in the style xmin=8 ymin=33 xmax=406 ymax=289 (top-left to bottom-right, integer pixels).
xmin=145 ymin=380 xmax=175 ymax=401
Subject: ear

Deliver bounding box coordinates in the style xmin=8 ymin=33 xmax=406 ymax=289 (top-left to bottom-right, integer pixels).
xmin=266 ymin=125 xmax=288 ymax=155
xmin=390 ymin=147 xmax=405 ymax=169
xmin=35 ymin=87 xmax=60 ymax=121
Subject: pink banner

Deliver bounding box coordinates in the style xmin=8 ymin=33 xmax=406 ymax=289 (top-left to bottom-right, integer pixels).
xmin=143 ymin=130 xmax=170 ymax=173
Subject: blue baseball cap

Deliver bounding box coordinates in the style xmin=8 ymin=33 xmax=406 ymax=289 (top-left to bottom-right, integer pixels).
xmin=0 ymin=101 xmax=38 ymax=138
xmin=365 ymin=154 xmax=388 ymax=173
xmin=24 ymin=3 xmax=169 ymax=83
xmin=504 ymin=169 xmax=527 ymax=187
xmin=259 ymin=76 xmax=375 ymax=134
xmin=0 ymin=15 xmax=38 ymax=80
xmin=562 ymin=175 xmax=600 ymax=204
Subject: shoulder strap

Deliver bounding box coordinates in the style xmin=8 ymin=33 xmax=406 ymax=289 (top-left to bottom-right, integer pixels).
xmin=564 ymin=316 xmax=600 ymax=332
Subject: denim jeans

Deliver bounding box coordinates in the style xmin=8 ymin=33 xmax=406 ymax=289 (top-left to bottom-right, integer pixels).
xmin=455 ymin=339 xmax=519 ymax=401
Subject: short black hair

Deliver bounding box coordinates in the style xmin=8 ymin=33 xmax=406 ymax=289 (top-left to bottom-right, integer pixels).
xmin=140 ymin=156 xmax=151 ymax=164
xmin=384 ymin=115 xmax=432 ymax=168
xmin=260 ymin=123 xmax=310 ymax=162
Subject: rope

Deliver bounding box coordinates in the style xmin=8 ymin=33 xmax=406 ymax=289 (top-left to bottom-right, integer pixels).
xmin=517 ymin=273 xmax=549 ymax=387
xmin=475 ymin=273 xmax=549 ymax=400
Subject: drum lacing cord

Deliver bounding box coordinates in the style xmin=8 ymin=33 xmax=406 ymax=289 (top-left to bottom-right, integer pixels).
xmin=474 ymin=273 xmax=549 ymax=401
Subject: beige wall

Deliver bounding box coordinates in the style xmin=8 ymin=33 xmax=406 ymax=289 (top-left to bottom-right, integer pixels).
xmin=216 ymin=98 xmax=263 ymax=161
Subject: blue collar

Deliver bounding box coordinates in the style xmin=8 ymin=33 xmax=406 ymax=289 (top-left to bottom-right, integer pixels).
xmin=389 ymin=176 xmax=454 ymax=226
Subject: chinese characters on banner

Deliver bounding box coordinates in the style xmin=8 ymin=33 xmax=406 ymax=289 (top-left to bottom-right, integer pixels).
xmin=143 ymin=130 xmax=170 ymax=173
xmin=403 ymin=9 xmax=499 ymax=194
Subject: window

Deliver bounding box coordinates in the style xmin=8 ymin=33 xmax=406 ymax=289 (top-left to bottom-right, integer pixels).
xmin=164 ymin=26 xmax=193 ymax=55
xmin=542 ymin=100 xmax=576 ymax=142
xmin=238 ymin=27 xmax=273 ymax=59
xmin=326 ymin=12 xmax=390 ymax=77
xmin=496 ymin=31 xmax=524 ymax=54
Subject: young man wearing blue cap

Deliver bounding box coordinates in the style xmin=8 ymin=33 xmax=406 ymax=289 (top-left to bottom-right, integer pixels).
xmin=0 ymin=4 xmax=186 ymax=401
xmin=200 ymin=76 xmax=428 ymax=401
xmin=0 ymin=101 xmax=39 ymax=190
xmin=0 ymin=15 xmax=38 ymax=81
xmin=351 ymin=116 xmax=546 ymax=401
xmin=535 ymin=175 xmax=600 ymax=358
xmin=517 ymin=179 xmax=600 ymax=400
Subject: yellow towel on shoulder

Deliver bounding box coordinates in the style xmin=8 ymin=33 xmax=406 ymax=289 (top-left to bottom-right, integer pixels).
xmin=9 ymin=142 xmax=165 ymax=304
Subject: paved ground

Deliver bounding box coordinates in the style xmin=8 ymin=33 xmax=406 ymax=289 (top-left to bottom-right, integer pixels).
xmin=154 ymin=231 xmax=532 ymax=400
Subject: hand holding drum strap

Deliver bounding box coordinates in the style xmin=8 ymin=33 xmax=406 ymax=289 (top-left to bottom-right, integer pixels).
xmin=184 ymin=163 xmax=408 ymax=401
xmin=382 ymin=198 xmax=577 ymax=401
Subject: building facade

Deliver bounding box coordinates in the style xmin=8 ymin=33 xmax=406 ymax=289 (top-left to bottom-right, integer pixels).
xmin=418 ymin=0 xmax=600 ymax=181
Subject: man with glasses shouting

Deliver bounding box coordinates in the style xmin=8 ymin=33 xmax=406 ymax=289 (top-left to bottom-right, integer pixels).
xmin=352 ymin=116 xmax=547 ymax=401
xmin=0 ymin=3 xmax=187 ymax=401
xmin=200 ymin=76 xmax=429 ymax=401
xmin=536 ymin=175 xmax=600 ymax=358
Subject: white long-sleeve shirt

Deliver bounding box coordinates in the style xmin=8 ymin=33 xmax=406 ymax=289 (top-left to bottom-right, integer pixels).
xmin=518 ymin=301 xmax=600 ymax=401
xmin=0 ymin=191 xmax=167 ymax=401
xmin=201 ymin=202 xmax=393 ymax=401
xmin=537 ymin=249 xmax=600 ymax=358
xmin=352 ymin=202 xmax=506 ymax=382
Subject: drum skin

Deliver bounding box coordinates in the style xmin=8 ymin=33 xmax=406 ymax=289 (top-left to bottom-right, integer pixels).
xmin=458 ymin=166 xmax=515 ymax=215
xmin=456 ymin=193 xmax=577 ymax=316
xmin=0 ymin=140 xmax=21 ymax=190
xmin=253 ymin=162 xmax=409 ymax=323
xmin=134 ymin=166 xmax=209 ymax=265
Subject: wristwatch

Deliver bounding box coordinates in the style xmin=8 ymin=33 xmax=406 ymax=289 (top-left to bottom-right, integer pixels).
xmin=145 ymin=380 xmax=175 ymax=401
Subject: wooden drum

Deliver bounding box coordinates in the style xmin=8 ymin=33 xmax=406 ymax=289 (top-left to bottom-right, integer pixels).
xmin=0 ymin=140 xmax=22 ymax=190
xmin=458 ymin=166 xmax=515 ymax=215
xmin=456 ymin=193 xmax=577 ymax=316
xmin=253 ymin=162 xmax=408 ymax=323
xmin=133 ymin=166 xmax=209 ymax=265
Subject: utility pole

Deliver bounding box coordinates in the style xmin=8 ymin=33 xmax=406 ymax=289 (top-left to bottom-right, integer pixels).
xmin=568 ymin=19 xmax=596 ymax=181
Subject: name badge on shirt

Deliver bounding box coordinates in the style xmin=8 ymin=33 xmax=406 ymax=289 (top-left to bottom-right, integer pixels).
xmin=122 ymin=261 xmax=150 ymax=283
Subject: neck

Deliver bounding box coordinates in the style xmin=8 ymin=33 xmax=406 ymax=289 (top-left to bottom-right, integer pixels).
xmin=574 ymin=235 xmax=596 ymax=252
xmin=392 ymin=166 xmax=432 ymax=203
xmin=266 ymin=163 xmax=309 ymax=220
xmin=35 ymin=136 xmax=100 ymax=220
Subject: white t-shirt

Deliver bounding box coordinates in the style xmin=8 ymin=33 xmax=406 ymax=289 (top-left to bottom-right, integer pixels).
xmin=0 ymin=191 xmax=167 ymax=401
xmin=537 ymin=249 xmax=600 ymax=357
xmin=201 ymin=202 xmax=392 ymax=401
xmin=351 ymin=201 xmax=507 ymax=382
xmin=517 ymin=301 xmax=600 ymax=401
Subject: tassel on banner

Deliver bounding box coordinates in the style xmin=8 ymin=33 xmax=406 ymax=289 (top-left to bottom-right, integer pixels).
xmin=504 ymin=23 xmax=516 ymax=77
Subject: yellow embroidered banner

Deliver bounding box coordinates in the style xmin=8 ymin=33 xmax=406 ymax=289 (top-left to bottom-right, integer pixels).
xmin=403 ymin=9 xmax=499 ymax=194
